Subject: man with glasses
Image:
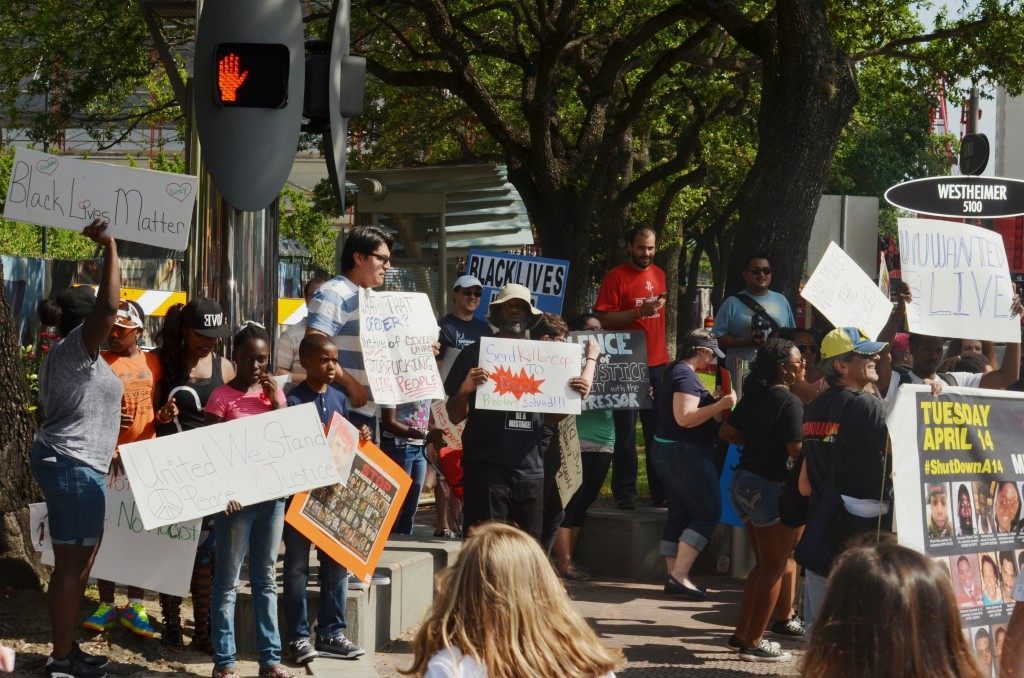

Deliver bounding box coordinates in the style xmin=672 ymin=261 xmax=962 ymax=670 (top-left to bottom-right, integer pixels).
xmin=437 ymin=275 xmax=493 ymax=378
xmin=713 ymin=255 xmax=795 ymax=391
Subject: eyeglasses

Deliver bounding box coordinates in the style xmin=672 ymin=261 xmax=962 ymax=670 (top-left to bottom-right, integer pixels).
xmin=748 ymin=267 xmax=772 ymax=275
xmin=365 ymin=252 xmax=391 ymax=265
xmin=458 ymin=288 xmax=483 ymax=298
xmin=796 ymin=343 xmax=818 ymax=354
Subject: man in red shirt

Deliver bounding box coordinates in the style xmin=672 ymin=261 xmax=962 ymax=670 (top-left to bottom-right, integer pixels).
xmin=594 ymin=226 xmax=668 ymax=509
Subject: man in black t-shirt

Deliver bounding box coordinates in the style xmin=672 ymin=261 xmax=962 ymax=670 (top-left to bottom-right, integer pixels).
xmin=800 ymin=326 xmax=890 ymax=632
xmin=437 ymin=275 xmax=494 ymax=375
xmin=444 ymin=284 xmax=591 ymax=540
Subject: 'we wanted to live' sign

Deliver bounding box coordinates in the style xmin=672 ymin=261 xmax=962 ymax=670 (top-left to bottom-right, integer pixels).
xmin=4 ymin=148 xmax=197 ymax=251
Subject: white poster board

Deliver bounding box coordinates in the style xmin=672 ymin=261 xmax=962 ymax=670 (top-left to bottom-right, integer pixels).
xmin=475 ymin=337 xmax=583 ymax=415
xmin=430 ymin=399 xmax=464 ymax=449
xmin=898 ymin=217 xmax=1019 ymax=341
xmin=119 ymin=403 xmax=339 ymax=529
xmin=554 ymin=418 xmax=583 ymax=508
xmin=4 ymin=148 xmax=196 ymax=251
xmin=31 ymin=476 xmax=201 ymax=596
xmin=359 ymin=289 xmax=444 ymax=405
xmin=800 ymin=241 xmax=893 ymax=339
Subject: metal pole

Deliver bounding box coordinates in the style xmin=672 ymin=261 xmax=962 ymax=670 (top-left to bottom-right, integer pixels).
xmin=439 ymin=194 xmax=448 ymax=312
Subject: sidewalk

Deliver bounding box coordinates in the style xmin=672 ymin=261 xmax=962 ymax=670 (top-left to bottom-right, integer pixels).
xmin=373 ymin=575 xmax=803 ymax=677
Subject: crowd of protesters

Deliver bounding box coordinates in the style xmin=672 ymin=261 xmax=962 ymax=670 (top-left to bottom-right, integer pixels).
xmin=21 ymin=218 xmax=1024 ymax=677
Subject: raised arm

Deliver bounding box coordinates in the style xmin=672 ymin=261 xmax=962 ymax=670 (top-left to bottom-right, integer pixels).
xmin=80 ymin=219 xmax=120 ymax=355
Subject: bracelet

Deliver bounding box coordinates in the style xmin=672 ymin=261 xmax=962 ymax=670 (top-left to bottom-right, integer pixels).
xmin=585 ymin=357 xmax=597 ymax=362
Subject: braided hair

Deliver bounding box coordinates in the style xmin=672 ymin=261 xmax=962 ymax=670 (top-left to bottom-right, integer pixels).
xmin=742 ymin=336 xmax=796 ymax=397
xmin=155 ymin=303 xmax=188 ymax=397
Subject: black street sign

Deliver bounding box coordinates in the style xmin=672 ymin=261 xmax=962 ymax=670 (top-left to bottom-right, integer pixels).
xmin=884 ymin=176 xmax=1024 ymax=220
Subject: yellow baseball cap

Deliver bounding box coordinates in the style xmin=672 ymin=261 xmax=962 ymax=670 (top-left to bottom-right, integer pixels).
xmin=819 ymin=327 xmax=887 ymax=360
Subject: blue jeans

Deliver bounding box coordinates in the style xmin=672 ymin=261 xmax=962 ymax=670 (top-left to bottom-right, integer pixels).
xmin=282 ymin=522 xmax=347 ymax=642
xmin=803 ymin=569 xmax=829 ymax=633
xmin=729 ymin=468 xmax=785 ymax=527
xmin=211 ymin=499 xmax=285 ymax=669
xmin=651 ymin=438 xmax=721 ymax=556
xmin=381 ymin=439 xmax=426 ymax=535
xmin=30 ymin=440 xmax=107 ymax=546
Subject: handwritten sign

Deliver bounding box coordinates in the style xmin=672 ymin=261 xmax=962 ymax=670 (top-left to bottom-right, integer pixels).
xmin=31 ymin=476 xmax=201 ymax=596
xmin=285 ymin=440 xmax=411 ymax=583
xmin=898 ymin=218 xmax=1019 ymax=342
xmin=554 ymin=418 xmax=583 ymax=508
xmin=359 ymin=288 xmax=444 ymax=405
xmin=466 ymin=249 xmax=569 ymax=320
xmin=3 ymin=148 xmax=196 ymax=251
xmin=475 ymin=337 xmax=583 ymax=415
xmin=800 ymin=242 xmax=893 ymax=340
xmin=430 ymin=399 xmax=464 ymax=449
xmin=118 ymin=403 xmax=339 ymax=529
xmin=566 ymin=331 xmax=651 ymax=410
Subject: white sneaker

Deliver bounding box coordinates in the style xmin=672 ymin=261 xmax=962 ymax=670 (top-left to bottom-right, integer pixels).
xmin=739 ymin=638 xmax=792 ymax=662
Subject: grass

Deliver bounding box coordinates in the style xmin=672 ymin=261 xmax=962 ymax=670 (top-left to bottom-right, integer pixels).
xmin=597 ymin=421 xmax=649 ymax=500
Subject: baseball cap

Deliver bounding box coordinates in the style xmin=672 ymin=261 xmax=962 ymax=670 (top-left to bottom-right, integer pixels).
xmin=486 ymin=283 xmax=542 ymax=323
xmin=453 ymin=274 xmax=483 ymax=290
xmin=114 ymin=299 xmax=144 ymax=329
xmin=180 ymin=298 xmax=233 ymax=338
xmin=55 ymin=286 xmax=96 ymax=322
xmin=819 ymin=327 xmax=887 ymax=361
xmin=691 ymin=335 xmax=725 ymax=359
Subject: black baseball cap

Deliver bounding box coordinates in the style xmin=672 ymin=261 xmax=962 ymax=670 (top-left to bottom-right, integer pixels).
xmin=180 ymin=298 xmax=233 ymax=338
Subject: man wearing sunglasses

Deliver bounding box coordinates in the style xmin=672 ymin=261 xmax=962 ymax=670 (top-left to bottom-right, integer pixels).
xmin=713 ymin=255 xmax=795 ymax=389
xmin=437 ymin=275 xmax=494 ymax=378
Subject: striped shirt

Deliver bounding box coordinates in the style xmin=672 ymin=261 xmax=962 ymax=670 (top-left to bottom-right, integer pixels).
xmin=305 ymin=275 xmax=376 ymax=416
xmin=205 ymin=384 xmax=287 ymax=421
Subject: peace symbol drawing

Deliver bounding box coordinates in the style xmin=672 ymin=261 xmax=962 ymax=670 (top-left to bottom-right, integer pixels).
xmin=148 ymin=488 xmax=183 ymax=521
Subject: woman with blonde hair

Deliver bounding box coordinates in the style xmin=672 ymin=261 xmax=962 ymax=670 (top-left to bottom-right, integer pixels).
xmin=403 ymin=522 xmax=622 ymax=677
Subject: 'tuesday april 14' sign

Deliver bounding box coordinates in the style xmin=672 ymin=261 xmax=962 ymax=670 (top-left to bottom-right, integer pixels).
xmin=466 ymin=249 xmax=569 ymax=319
xmin=4 ymin=148 xmax=197 ymax=251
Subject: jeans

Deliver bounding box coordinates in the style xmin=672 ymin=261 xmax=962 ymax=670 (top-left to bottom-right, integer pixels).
xmin=211 ymin=499 xmax=285 ymax=669
xmin=611 ymin=364 xmax=666 ymax=503
xmin=381 ymin=439 xmax=426 ymax=535
xmin=30 ymin=440 xmax=106 ymax=546
xmin=803 ymin=569 xmax=829 ymax=633
xmin=282 ymin=522 xmax=347 ymax=643
xmin=729 ymin=468 xmax=785 ymax=527
xmin=651 ymin=438 xmax=721 ymax=555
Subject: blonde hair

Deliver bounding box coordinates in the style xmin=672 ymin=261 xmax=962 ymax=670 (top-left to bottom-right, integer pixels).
xmin=402 ymin=522 xmax=623 ymax=678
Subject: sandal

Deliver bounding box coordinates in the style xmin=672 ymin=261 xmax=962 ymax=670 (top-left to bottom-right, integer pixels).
xmin=258 ymin=664 xmax=293 ymax=678
xmin=212 ymin=668 xmax=238 ymax=678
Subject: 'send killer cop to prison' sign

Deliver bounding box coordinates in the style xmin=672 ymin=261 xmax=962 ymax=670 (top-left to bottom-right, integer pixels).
xmin=566 ymin=330 xmax=652 ymax=410
xmin=3 ymin=148 xmax=197 ymax=251
xmin=885 ymin=175 xmax=1024 ymax=219
xmin=466 ymin=249 xmax=569 ymax=318
xmin=118 ymin=403 xmax=340 ymax=530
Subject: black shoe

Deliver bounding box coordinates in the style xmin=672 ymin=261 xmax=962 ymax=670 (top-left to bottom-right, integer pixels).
xmin=315 ymin=633 xmax=365 ymax=659
xmin=616 ymin=498 xmax=636 ymax=510
xmin=727 ymin=634 xmax=743 ymax=651
xmin=46 ymin=653 xmax=107 ymax=677
xmin=769 ymin=616 xmax=806 ymax=638
xmin=70 ymin=644 xmax=109 ymax=668
xmin=664 ymin=576 xmax=706 ymax=600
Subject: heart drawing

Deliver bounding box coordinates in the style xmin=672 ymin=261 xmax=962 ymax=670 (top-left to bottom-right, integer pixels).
xmin=35 ymin=158 xmax=58 ymax=175
xmin=166 ymin=182 xmax=192 ymax=203
xmin=78 ymin=200 xmax=91 ymax=212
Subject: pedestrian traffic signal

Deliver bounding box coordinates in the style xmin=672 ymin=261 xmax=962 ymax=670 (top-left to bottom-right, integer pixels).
xmin=213 ymin=43 xmax=289 ymax=109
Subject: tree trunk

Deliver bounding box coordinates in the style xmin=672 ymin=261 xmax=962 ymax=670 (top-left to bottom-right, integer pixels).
xmin=656 ymin=232 xmax=682 ymax=360
xmin=727 ymin=1 xmax=859 ymax=298
xmin=0 ymin=258 xmax=44 ymax=588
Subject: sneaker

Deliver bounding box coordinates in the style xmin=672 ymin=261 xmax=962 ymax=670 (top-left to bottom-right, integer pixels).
xmin=70 ymin=644 xmax=109 ymax=668
xmin=347 ymin=574 xmax=368 ymax=591
xmin=287 ymin=638 xmax=318 ymax=664
xmin=727 ymin=634 xmax=743 ymax=651
xmin=770 ymin=616 xmax=806 ymax=638
xmin=370 ymin=571 xmax=391 ymax=586
xmin=45 ymin=654 xmax=107 ymax=678
xmin=119 ymin=602 xmax=158 ymax=639
xmin=739 ymin=638 xmax=792 ymax=663
xmin=82 ymin=603 xmax=117 ymax=633
xmin=315 ymin=633 xmax=365 ymax=659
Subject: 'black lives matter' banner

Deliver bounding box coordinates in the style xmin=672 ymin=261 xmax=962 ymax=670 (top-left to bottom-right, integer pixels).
xmin=891 ymin=386 xmax=1024 ymax=674
xmin=566 ymin=330 xmax=651 ymax=411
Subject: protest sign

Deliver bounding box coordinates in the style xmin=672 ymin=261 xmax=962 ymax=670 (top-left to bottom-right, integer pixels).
xmin=475 ymin=337 xmax=583 ymax=415
xmin=119 ymin=403 xmax=339 ymax=530
xmin=285 ymin=440 xmax=411 ymax=583
xmin=32 ymin=476 xmax=201 ymax=596
xmin=359 ymin=288 xmax=444 ymax=405
xmin=799 ymin=242 xmax=893 ymax=340
xmin=4 ymin=148 xmax=196 ymax=251
xmin=326 ymin=412 xmax=360 ymax=485
xmin=430 ymin=399 xmax=464 ymax=450
xmin=898 ymin=218 xmax=1019 ymax=341
xmin=466 ymin=249 xmax=569 ymax=320
xmin=554 ymin=418 xmax=583 ymax=508
xmin=890 ymin=385 xmax=1024 ymax=668
xmin=566 ymin=331 xmax=651 ymax=410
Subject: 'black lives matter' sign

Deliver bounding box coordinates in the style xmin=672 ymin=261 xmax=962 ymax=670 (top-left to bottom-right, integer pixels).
xmin=566 ymin=331 xmax=651 ymax=411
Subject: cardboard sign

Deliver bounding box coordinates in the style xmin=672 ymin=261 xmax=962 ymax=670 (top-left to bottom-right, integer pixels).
xmin=475 ymin=337 xmax=583 ymax=415
xmin=285 ymin=440 xmax=411 ymax=583
xmin=359 ymin=288 xmax=444 ymax=405
xmin=800 ymin=241 xmax=893 ymax=340
xmin=430 ymin=399 xmax=464 ymax=450
xmin=889 ymin=385 xmax=1024 ymax=668
xmin=554 ymin=418 xmax=583 ymax=508
xmin=466 ymin=249 xmax=569 ymax=320
xmin=118 ymin=403 xmax=339 ymax=530
xmin=898 ymin=218 xmax=1019 ymax=342
xmin=31 ymin=476 xmax=201 ymax=596
xmin=566 ymin=331 xmax=651 ymax=410
xmin=4 ymin=148 xmax=196 ymax=251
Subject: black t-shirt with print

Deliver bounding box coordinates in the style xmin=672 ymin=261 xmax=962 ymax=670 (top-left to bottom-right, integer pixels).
xmin=443 ymin=341 xmax=543 ymax=477
xmin=438 ymin=314 xmax=494 ymax=360
xmin=730 ymin=386 xmax=803 ymax=482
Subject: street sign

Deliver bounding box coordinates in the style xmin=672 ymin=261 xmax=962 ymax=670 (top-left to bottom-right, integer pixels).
xmin=883 ymin=176 xmax=1024 ymax=220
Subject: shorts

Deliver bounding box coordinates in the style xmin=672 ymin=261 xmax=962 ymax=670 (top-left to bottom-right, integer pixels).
xmin=30 ymin=440 xmax=106 ymax=546
xmin=729 ymin=468 xmax=784 ymax=528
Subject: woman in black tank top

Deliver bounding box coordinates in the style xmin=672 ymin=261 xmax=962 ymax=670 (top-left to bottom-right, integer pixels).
xmin=152 ymin=299 xmax=235 ymax=652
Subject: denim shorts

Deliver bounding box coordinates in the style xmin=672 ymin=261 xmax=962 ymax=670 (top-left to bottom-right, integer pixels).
xmin=729 ymin=468 xmax=784 ymax=527
xmin=30 ymin=440 xmax=106 ymax=546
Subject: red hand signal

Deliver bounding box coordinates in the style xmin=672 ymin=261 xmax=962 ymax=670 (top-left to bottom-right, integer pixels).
xmin=218 ymin=53 xmax=249 ymax=102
